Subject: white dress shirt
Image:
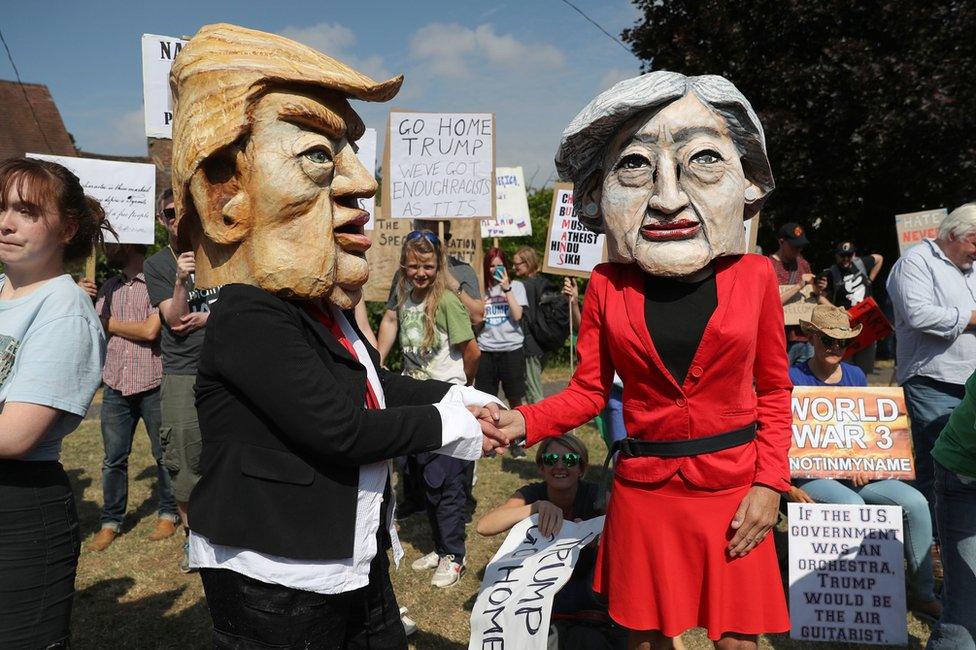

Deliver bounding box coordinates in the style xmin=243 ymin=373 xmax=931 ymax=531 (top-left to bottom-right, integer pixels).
xmin=189 ymin=306 xmax=501 ymax=594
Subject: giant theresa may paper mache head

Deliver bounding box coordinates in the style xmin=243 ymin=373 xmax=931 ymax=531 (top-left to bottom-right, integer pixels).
xmin=170 ymin=23 xmax=402 ymax=306
xmin=559 ymin=71 xmax=774 ymax=277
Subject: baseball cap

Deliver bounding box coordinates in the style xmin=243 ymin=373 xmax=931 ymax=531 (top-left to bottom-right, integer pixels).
xmin=835 ymin=241 xmax=856 ymax=255
xmin=777 ymin=222 xmax=809 ymax=247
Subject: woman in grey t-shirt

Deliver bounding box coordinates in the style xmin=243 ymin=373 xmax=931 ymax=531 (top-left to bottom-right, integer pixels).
xmin=475 ymin=247 xmax=529 ymax=406
xmin=0 ymin=158 xmax=106 ymax=648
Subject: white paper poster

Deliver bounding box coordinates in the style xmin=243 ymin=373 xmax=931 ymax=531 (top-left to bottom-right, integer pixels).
xmin=788 ymin=503 xmax=907 ymax=646
xmin=894 ymin=208 xmax=946 ymax=255
xmin=481 ymin=166 xmax=531 ymax=238
xmin=468 ymin=515 xmax=605 ymax=650
xmin=28 ymin=154 xmax=156 ymax=245
xmin=387 ymin=111 xmax=494 ymax=219
xmin=141 ymin=34 xmax=187 ymax=139
xmin=355 ymin=128 xmax=378 ymax=229
xmin=543 ymin=183 xmax=605 ymax=277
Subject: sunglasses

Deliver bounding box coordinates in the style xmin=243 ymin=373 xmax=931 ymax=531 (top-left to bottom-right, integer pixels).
xmin=819 ymin=334 xmax=852 ymax=349
xmin=405 ymin=230 xmax=440 ymax=247
xmin=162 ymin=208 xmax=176 ymax=221
xmin=541 ymin=452 xmax=581 ymax=468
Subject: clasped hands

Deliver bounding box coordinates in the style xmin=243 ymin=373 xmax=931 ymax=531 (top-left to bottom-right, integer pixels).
xmin=466 ymin=404 xmax=526 ymax=456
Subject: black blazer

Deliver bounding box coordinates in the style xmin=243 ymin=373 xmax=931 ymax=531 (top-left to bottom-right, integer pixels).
xmin=189 ymin=283 xmax=452 ymax=561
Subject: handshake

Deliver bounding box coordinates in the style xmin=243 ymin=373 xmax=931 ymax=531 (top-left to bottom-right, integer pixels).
xmin=467 ymin=404 xmax=527 ymax=457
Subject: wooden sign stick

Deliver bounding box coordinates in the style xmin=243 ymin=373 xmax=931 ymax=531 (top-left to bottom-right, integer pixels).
xmin=84 ymin=246 xmax=96 ymax=281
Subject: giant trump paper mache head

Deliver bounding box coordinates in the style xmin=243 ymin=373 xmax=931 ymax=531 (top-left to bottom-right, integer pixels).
xmin=557 ymin=71 xmax=774 ymax=277
xmin=170 ymin=23 xmax=402 ymax=307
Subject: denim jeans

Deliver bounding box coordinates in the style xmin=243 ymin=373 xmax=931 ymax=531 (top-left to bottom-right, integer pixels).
xmin=600 ymin=384 xmax=627 ymax=444
xmin=99 ymin=386 xmax=177 ymax=530
xmin=797 ymin=478 xmax=936 ymax=601
xmin=903 ymin=376 xmax=966 ymax=531
xmin=927 ymin=462 xmax=976 ymax=650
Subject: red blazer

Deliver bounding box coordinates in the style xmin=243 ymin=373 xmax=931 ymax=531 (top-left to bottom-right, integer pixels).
xmin=515 ymin=254 xmax=792 ymax=492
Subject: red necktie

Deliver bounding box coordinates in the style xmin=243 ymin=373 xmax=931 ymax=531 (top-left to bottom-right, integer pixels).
xmin=305 ymin=304 xmax=379 ymax=410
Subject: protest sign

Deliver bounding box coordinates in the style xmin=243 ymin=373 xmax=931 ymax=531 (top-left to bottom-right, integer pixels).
xmin=28 ymin=154 xmax=156 ymax=245
xmin=788 ymin=503 xmax=907 ymax=646
xmin=362 ymin=216 xmax=482 ymax=302
xmin=542 ymin=183 xmax=606 ymax=278
xmin=355 ymin=127 xmax=378 ymax=229
xmin=469 ymin=515 xmax=605 ymax=650
xmin=384 ymin=111 xmax=495 ymax=220
xmin=894 ymin=208 xmax=946 ymax=256
xmin=141 ymin=34 xmax=188 ymax=139
xmin=781 ymin=284 xmax=818 ymax=326
xmin=481 ymin=167 xmax=531 ymax=238
xmin=790 ymin=386 xmax=914 ymax=480
xmin=842 ymin=297 xmax=893 ymax=358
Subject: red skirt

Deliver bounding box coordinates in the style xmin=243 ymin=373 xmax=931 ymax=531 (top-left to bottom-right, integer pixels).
xmin=593 ymin=473 xmax=790 ymax=639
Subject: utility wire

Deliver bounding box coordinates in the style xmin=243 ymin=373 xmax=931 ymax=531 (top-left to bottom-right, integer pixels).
xmin=0 ymin=27 xmax=56 ymax=153
xmin=557 ymin=0 xmax=636 ymax=58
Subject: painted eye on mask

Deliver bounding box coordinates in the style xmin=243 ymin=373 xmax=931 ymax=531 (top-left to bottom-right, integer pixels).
xmin=690 ymin=149 xmax=723 ymax=165
xmin=616 ymin=153 xmax=651 ymax=170
xmin=301 ymin=148 xmax=332 ymax=164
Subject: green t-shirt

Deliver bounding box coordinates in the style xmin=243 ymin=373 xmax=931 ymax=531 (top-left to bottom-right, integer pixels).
xmin=398 ymin=290 xmax=473 ymax=384
xmin=933 ymin=370 xmax=976 ymax=478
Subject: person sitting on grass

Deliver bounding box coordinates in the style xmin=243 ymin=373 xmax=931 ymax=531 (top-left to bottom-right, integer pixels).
xmin=787 ymin=304 xmax=942 ymax=621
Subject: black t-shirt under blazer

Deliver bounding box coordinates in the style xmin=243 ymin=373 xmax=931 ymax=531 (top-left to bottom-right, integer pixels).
xmin=189 ymin=284 xmax=453 ymax=561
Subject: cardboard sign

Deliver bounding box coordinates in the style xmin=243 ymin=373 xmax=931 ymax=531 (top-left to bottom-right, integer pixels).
xmin=894 ymin=208 xmax=946 ymax=256
xmin=141 ymin=34 xmax=188 ymax=139
xmin=782 ymin=284 xmax=819 ymax=326
xmin=28 ymin=154 xmax=156 ymax=245
xmin=362 ymin=216 xmax=483 ymax=303
xmin=788 ymin=503 xmax=907 ymax=646
xmin=542 ymin=183 xmax=607 ymax=278
xmin=468 ymin=515 xmax=605 ymax=650
xmin=790 ymin=386 xmax=914 ymax=480
xmin=356 ymin=128 xmax=378 ymax=230
xmin=743 ymin=215 xmax=759 ymax=254
xmin=843 ymin=297 xmax=893 ymax=358
xmin=384 ymin=111 xmax=495 ymax=219
xmin=481 ymin=167 xmax=531 ymax=238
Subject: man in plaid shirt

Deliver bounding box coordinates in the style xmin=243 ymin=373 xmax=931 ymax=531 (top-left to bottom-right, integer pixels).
xmin=88 ymin=243 xmax=179 ymax=551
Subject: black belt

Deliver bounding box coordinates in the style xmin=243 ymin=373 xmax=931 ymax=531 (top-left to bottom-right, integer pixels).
xmin=611 ymin=424 xmax=757 ymax=458
xmin=599 ymin=424 xmax=757 ymax=504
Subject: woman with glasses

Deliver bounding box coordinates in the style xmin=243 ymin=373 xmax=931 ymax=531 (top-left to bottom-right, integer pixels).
xmin=787 ymin=305 xmax=941 ymax=621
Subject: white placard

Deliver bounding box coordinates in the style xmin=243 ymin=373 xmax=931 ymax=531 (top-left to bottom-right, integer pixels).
xmin=27 ymin=154 xmax=156 ymax=245
xmin=788 ymin=503 xmax=907 ymax=646
xmin=355 ymin=128 xmax=378 ymax=229
xmin=895 ymin=208 xmax=947 ymax=256
xmin=543 ymin=183 xmax=605 ymax=277
xmin=387 ymin=111 xmax=494 ymax=219
xmin=468 ymin=515 xmax=605 ymax=650
xmin=141 ymin=34 xmax=187 ymax=139
xmin=481 ymin=166 xmax=531 ymax=238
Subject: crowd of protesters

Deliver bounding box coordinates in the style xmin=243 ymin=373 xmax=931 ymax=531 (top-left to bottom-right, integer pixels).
xmin=0 ymin=154 xmax=974 ymax=648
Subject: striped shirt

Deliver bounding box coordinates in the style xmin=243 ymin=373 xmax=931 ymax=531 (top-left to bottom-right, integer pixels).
xmin=95 ymin=273 xmax=162 ymax=395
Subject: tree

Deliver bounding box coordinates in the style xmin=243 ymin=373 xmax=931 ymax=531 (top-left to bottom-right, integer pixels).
xmin=622 ymin=0 xmax=976 ymax=271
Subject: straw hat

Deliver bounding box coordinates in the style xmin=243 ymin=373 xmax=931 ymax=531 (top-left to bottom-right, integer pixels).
xmin=799 ymin=305 xmax=862 ymax=339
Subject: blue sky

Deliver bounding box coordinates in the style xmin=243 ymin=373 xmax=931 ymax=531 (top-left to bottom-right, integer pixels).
xmin=1 ymin=0 xmax=643 ymax=186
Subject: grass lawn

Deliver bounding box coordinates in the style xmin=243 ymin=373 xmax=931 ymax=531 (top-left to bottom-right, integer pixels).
xmin=65 ymin=367 xmax=933 ymax=649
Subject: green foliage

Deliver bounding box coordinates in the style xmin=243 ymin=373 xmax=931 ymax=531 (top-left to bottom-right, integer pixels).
xmin=622 ymin=0 xmax=976 ymax=272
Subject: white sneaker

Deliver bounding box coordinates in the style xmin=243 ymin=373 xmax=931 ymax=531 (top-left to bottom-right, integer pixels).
xmin=431 ymin=554 xmax=464 ymax=588
xmin=399 ymin=607 xmax=417 ymax=637
xmin=411 ymin=551 xmax=439 ymax=571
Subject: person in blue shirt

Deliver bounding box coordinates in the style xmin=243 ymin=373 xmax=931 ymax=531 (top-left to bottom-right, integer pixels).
xmin=787 ymin=305 xmax=941 ymax=620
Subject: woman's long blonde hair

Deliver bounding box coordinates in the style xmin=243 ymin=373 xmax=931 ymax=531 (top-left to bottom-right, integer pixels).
xmin=395 ymin=231 xmax=450 ymax=350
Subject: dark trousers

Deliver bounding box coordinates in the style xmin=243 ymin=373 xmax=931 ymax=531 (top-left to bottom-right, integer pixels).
xmin=0 ymin=461 xmax=80 ymax=649
xmin=424 ymin=458 xmax=470 ymax=561
xmin=395 ymin=455 xmax=425 ymax=513
xmin=474 ymin=348 xmax=527 ymax=405
xmin=200 ymin=544 xmax=406 ymax=649
xmin=100 ymin=385 xmax=177 ymax=529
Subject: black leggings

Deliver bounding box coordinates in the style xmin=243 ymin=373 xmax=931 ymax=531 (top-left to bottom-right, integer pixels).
xmin=474 ymin=348 xmax=527 ymax=405
xmin=0 ymin=460 xmax=80 ymax=649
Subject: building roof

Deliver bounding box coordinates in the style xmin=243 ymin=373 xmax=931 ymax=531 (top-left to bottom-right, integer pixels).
xmin=0 ymin=80 xmax=77 ymax=160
